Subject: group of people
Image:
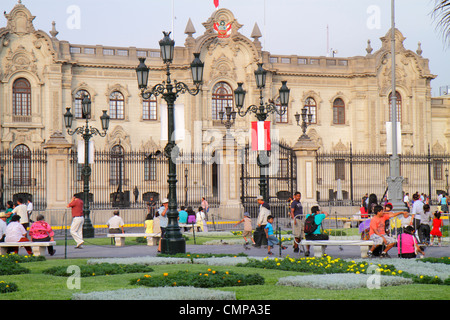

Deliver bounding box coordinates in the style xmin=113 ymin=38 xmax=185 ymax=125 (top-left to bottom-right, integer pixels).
xmin=361 ymin=192 xmax=445 ymax=258
xmin=142 ymin=197 xmax=209 ymax=253
xmin=0 ymin=197 xmax=56 ymax=256
xmin=234 ymin=192 xmax=328 ymax=256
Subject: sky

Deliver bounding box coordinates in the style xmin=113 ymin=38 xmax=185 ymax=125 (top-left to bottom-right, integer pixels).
xmin=2 ymin=0 xmax=449 ymax=96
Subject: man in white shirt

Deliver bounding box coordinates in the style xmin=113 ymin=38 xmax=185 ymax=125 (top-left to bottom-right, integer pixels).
xmin=12 ymin=198 xmax=29 ymax=229
xmin=255 ymin=195 xmax=270 ymax=248
xmin=107 ymin=210 xmax=125 ymax=234
xmin=5 ymin=215 xmax=32 ymax=255
xmin=411 ymin=193 xmax=424 ymax=230
xmin=27 ymin=199 xmax=33 ymax=222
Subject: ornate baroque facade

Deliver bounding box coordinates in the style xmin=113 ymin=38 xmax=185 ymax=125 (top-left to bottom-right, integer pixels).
xmin=1 ymin=2 xmax=449 ymax=209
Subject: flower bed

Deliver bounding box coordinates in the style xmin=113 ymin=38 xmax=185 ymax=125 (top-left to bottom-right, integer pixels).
xmin=72 ymin=286 xmax=236 ymax=300
xmin=0 ymin=253 xmax=45 ymax=263
xmin=238 ymin=255 xmax=450 ymax=285
xmin=43 ymin=263 xmax=154 ymax=277
xmin=277 ymin=273 xmax=412 ymax=290
xmin=132 ymin=268 xmax=264 ymax=288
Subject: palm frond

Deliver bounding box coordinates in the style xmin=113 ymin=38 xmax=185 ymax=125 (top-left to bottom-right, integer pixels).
xmin=431 ymin=0 xmax=450 ymax=46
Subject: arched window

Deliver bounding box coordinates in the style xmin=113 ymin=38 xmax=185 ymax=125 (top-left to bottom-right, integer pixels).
xmin=13 ymin=78 xmax=31 ymax=117
xmin=211 ymin=82 xmax=233 ymax=120
xmin=304 ymin=97 xmax=317 ymax=124
xmin=332 ymin=98 xmax=345 ymax=125
xmin=388 ymin=91 xmax=402 ymax=122
xmin=109 ymin=91 xmax=125 ymax=120
xmin=13 ymin=144 xmax=31 ymax=186
xmin=143 ymin=96 xmax=157 ymax=120
xmin=110 ymin=145 xmax=125 ymax=186
xmin=74 ymin=90 xmax=90 ymax=119
xmin=275 ymin=98 xmax=288 ymax=123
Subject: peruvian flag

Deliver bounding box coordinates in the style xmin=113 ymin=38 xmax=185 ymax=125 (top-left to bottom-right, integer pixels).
xmin=214 ymin=0 xmax=219 ymax=8
xmin=251 ymin=121 xmax=271 ymax=151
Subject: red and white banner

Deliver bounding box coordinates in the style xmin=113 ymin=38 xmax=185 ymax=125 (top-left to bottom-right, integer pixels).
xmin=214 ymin=0 xmax=219 ymax=8
xmin=251 ymin=121 xmax=271 ymax=151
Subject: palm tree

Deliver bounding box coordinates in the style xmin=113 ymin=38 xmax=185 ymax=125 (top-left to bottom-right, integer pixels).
xmin=432 ymin=0 xmax=450 ymax=46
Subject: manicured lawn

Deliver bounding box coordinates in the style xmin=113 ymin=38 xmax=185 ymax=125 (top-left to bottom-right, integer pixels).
xmin=0 ymin=258 xmax=448 ymax=300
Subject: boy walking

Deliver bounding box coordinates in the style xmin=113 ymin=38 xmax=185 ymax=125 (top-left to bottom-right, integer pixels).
xmin=264 ymin=215 xmax=287 ymax=255
xmin=235 ymin=212 xmax=255 ymax=248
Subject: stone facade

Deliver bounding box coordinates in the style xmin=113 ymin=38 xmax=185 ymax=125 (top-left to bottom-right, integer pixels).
xmin=1 ymin=2 xmax=449 ymax=209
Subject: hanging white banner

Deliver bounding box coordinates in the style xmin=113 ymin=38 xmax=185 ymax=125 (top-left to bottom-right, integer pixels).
xmin=77 ymin=140 xmax=94 ymax=164
xmin=160 ymin=104 xmax=185 ymax=141
xmin=386 ymin=122 xmax=401 ymax=155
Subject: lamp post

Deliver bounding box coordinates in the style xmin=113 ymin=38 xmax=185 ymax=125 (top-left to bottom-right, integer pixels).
xmin=294 ymin=107 xmax=313 ymax=139
xmin=64 ymin=95 xmax=110 ymax=238
xmin=234 ymin=63 xmax=290 ymax=202
xmin=136 ymin=31 xmax=204 ymax=254
xmin=387 ymin=0 xmax=405 ymax=211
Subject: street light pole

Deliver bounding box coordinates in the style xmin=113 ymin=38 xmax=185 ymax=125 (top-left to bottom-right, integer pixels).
xmin=234 ymin=64 xmax=290 ymax=203
xmin=387 ymin=0 xmax=405 ymax=211
xmin=136 ymin=31 xmax=204 ymax=254
xmin=64 ymin=95 xmax=110 ymax=238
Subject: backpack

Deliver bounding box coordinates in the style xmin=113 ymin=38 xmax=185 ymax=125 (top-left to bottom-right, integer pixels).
xmin=304 ymin=213 xmax=318 ymax=234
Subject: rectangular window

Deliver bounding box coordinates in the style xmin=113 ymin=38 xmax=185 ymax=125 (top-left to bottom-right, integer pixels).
xmin=143 ymin=99 xmax=157 ymax=120
xmin=103 ymin=49 xmax=114 ymax=55
xmin=144 ymin=158 xmax=157 ymax=181
xmin=333 ymin=106 xmax=345 ymax=124
xmin=335 ymin=159 xmax=345 ymax=180
xmin=433 ymin=159 xmax=443 ymax=180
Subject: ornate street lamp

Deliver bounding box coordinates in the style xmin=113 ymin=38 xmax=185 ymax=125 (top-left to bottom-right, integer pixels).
xmin=294 ymin=107 xmax=313 ymax=139
xmin=64 ymin=95 xmax=110 ymax=238
xmin=233 ymin=63 xmax=290 ymax=202
xmin=136 ymin=31 xmax=204 ymax=254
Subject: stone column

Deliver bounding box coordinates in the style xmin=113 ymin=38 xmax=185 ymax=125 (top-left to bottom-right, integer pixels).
xmin=42 ymin=131 xmax=73 ymax=209
xmin=293 ymin=136 xmax=320 ymax=205
xmin=217 ymin=133 xmax=243 ymax=220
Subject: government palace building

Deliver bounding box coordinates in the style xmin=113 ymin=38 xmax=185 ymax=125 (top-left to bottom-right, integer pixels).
xmin=0 ymin=2 xmax=449 ymax=216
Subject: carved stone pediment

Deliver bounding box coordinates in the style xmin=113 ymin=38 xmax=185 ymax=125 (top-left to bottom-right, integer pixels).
xmin=4 ymin=2 xmax=36 ymax=35
xmin=2 ymin=45 xmax=39 ymax=81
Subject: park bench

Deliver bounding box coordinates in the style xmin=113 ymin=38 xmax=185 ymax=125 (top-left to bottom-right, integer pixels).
xmin=0 ymin=241 xmax=56 ymax=257
xmin=179 ymin=223 xmax=200 ymax=231
xmin=300 ymin=239 xmax=374 ymax=258
xmin=107 ymin=233 xmax=161 ymax=247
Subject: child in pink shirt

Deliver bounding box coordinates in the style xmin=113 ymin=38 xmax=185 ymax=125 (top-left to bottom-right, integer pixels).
xmin=397 ymin=225 xmax=424 ymax=258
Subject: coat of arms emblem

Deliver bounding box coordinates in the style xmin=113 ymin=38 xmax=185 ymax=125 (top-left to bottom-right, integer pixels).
xmin=213 ymin=20 xmax=231 ymax=38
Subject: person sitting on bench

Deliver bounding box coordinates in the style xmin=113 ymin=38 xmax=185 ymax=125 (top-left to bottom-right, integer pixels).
xmin=367 ymin=205 xmax=404 ymax=258
xmin=304 ymin=206 xmax=329 ymax=256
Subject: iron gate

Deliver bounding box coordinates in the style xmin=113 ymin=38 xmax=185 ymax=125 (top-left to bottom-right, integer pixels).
xmin=240 ymin=140 xmax=296 ymax=217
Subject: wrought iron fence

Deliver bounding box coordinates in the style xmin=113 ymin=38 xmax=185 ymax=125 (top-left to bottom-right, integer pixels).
xmin=69 ymin=150 xmax=220 ymax=210
xmin=0 ymin=149 xmax=47 ymax=210
xmin=316 ymin=146 xmax=450 ymax=206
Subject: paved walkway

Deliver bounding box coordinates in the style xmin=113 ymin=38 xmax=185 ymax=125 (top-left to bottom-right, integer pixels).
xmin=44 ymin=238 xmax=448 ymax=260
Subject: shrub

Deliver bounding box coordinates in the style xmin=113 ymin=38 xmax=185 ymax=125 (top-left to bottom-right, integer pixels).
xmin=132 ymin=269 xmax=264 ymax=288
xmin=0 ymin=281 xmax=19 ymax=294
xmin=43 ymin=263 xmax=154 ymax=277
xmin=0 ymin=259 xmax=30 ymax=276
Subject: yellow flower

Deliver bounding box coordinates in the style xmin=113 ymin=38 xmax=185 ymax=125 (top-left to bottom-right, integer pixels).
xmin=208 ymin=268 xmax=212 ymax=272
xmin=163 ymin=273 xmax=169 ymax=277
xmin=225 ymin=271 xmax=229 ymax=275
xmin=92 ymin=273 xmax=95 ymax=276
